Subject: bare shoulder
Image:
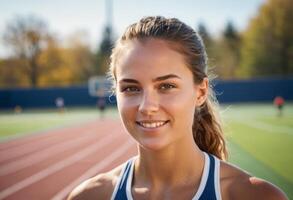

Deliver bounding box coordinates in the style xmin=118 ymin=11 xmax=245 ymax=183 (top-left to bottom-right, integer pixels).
xmin=220 ymin=161 xmax=288 ymax=200
xmin=67 ymin=164 xmax=125 ymax=200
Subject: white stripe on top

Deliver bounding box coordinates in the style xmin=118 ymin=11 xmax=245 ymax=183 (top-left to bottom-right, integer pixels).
xmin=112 ymin=152 xmax=222 ymax=200
xmin=192 ymin=152 xmax=210 ymax=199
xmin=214 ymin=155 xmax=222 ymax=200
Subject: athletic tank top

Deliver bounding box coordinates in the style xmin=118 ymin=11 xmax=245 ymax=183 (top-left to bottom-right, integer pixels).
xmin=111 ymin=152 xmax=221 ymax=200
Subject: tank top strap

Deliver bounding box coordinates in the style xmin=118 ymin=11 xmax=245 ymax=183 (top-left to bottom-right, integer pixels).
xmin=198 ymin=153 xmax=221 ymax=200
xmin=111 ymin=154 xmax=221 ymax=200
xmin=111 ymin=157 xmax=135 ymax=200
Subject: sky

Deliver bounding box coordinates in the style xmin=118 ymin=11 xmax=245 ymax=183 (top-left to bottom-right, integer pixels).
xmin=0 ymin=0 xmax=265 ymax=56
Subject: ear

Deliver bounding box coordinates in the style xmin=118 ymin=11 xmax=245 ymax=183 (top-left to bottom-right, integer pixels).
xmin=194 ymin=77 xmax=209 ymax=106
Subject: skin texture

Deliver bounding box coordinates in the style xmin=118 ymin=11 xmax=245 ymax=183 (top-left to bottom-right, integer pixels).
xmin=115 ymin=39 xmax=206 ymax=152
xmin=68 ymin=39 xmax=288 ymax=200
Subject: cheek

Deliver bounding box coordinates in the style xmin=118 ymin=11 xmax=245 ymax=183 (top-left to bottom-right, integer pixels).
xmin=163 ymin=91 xmax=196 ymax=124
xmin=116 ymin=97 xmax=134 ymax=135
xmin=116 ymin=95 xmax=139 ymax=124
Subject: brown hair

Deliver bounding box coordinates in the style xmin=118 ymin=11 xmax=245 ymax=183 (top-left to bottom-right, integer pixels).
xmin=109 ymin=16 xmax=227 ymax=160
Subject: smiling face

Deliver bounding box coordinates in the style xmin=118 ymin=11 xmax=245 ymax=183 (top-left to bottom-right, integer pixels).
xmin=115 ymin=39 xmax=207 ymax=151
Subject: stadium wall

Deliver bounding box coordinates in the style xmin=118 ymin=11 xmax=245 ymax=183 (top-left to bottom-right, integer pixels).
xmin=214 ymin=77 xmax=293 ymax=103
xmin=0 ymin=78 xmax=292 ymax=109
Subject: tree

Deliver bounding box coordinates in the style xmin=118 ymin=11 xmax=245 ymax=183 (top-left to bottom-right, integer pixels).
xmin=0 ymin=58 xmax=30 ymax=87
xmin=240 ymin=0 xmax=293 ymax=77
xmin=38 ymin=31 xmax=96 ymax=87
xmin=197 ymin=22 xmax=220 ymax=77
xmin=223 ymin=21 xmax=239 ymax=42
xmin=213 ymin=21 xmax=241 ymax=79
xmin=198 ymin=22 xmax=212 ymax=48
xmin=3 ymin=15 xmax=51 ymax=87
xmin=197 ymin=23 xmax=214 ymax=58
xmin=63 ymin=31 xmax=95 ymax=83
xmin=1 ymin=16 xmax=98 ymax=88
xmin=95 ymin=26 xmax=114 ymax=75
xmin=37 ymin=35 xmax=71 ymax=87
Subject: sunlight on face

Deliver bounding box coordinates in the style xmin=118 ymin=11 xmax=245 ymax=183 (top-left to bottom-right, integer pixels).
xmin=115 ymin=39 xmax=204 ymax=151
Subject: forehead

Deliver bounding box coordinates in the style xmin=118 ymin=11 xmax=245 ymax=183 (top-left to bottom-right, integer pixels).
xmin=115 ymin=39 xmax=193 ymax=81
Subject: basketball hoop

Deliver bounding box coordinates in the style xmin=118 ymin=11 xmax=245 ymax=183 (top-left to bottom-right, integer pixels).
xmin=88 ymin=76 xmax=111 ymax=97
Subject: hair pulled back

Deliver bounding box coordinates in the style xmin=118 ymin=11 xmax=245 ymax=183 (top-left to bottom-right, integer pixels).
xmin=109 ymin=16 xmax=227 ymax=160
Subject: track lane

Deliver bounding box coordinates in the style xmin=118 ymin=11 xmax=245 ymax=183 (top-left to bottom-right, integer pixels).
xmin=0 ymin=118 xmax=137 ymax=200
xmin=0 ymin=120 xmax=102 ymax=164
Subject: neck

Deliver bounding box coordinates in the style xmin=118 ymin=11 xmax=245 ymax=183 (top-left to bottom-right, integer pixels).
xmin=135 ymin=137 xmax=205 ymax=187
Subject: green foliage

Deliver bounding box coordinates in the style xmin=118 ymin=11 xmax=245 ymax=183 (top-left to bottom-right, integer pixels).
xmin=100 ymin=26 xmax=114 ymax=56
xmin=240 ymin=0 xmax=293 ymax=77
xmin=0 ymin=58 xmax=30 ymax=87
xmin=0 ymin=16 xmax=96 ymax=88
xmin=197 ymin=23 xmax=216 ymax=70
xmin=95 ymin=26 xmax=114 ymax=76
xmin=2 ymin=0 xmax=292 ymax=86
xmin=2 ymin=15 xmax=49 ymax=87
xmin=199 ymin=0 xmax=292 ymax=79
xmin=198 ymin=22 xmax=213 ymax=48
xmin=211 ymin=21 xmax=241 ymax=79
xmin=223 ymin=21 xmax=239 ymax=41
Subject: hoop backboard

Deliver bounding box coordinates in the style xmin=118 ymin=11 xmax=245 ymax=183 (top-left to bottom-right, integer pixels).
xmin=88 ymin=76 xmax=111 ymax=97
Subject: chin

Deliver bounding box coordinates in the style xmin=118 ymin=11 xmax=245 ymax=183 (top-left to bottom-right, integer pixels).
xmin=137 ymin=138 xmax=170 ymax=152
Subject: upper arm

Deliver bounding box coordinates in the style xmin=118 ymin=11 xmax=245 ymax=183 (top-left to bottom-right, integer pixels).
xmin=247 ymin=177 xmax=288 ymax=200
xmin=229 ymin=176 xmax=288 ymax=200
xmin=67 ymin=180 xmax=90 ymax=200
xmin=221 ymin=162 xmax=288 ymax=200
xmin=67 ymin=174 xmax=114 ymax=200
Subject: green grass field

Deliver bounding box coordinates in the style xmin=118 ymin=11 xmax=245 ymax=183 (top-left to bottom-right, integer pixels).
xmin=221 ymin=103 xmax=293 ymax=198
xmin=0 ymin=104 xmax=292 ymax=198
xmin=0 ymin=107 xmax=119 ymax=139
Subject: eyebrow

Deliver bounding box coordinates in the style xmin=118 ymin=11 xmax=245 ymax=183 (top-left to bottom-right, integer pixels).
xmin=119 ymin=74 xmax=181 ymax=84
xmin=153 ymin=74 xmax=181 ymax=82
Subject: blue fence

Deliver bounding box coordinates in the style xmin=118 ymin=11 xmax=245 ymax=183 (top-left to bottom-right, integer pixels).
xmin=0 ymin=77 xmax=292 ymax=109
xmin=213 ymin=77 xmax=293 ymax=103
xmin=0 ymin=85 xmax=99 ymax=109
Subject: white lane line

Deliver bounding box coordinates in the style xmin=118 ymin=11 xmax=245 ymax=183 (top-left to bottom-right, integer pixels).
xmin=0 ymin=120 xmax=99 ymax=162
xmin=0 ymin=131 xmax=120 ymax=199
xmin=234 ymin=119 xmax=293 ymax=136
xmin=0 ymin=136 xmax=61 ymax=163
xmin=51 ymin=139 xmax=135 ymax=200
xmin=0 ymin=116 xmax=99 ymax=145
xmin=0 ymin=130 xmax=98 ymax=176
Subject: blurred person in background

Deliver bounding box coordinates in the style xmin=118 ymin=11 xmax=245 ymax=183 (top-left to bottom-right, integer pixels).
xmin=68 ymin=16 xmax=287 ymax=200
xmin=55 ymin=97 xmax=65 ymax=113
xmin=274 ymin=96 xmax=285 ymax=117
xmin=97 ymin=96 xmax=106 ymax=119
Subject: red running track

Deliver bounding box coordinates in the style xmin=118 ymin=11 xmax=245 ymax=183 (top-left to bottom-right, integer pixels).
xmin=0 ymin=119 xmax=137 ymax=200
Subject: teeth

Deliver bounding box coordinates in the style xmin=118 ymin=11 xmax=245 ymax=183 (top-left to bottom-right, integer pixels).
xmin=139 ymin=121 xmax=166 ymax=128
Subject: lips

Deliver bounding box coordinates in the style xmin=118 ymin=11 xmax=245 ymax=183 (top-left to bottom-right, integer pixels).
xmin=136 ymin=120 xmax=169 ymax=128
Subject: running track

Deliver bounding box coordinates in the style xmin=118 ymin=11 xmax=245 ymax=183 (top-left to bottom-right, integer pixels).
xmin=0 ymin=119 xmax=137 ymax=200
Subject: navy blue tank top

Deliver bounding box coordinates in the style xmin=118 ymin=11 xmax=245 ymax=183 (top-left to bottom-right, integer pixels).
xmin=111 ymin=152 xmax=221 ymax=200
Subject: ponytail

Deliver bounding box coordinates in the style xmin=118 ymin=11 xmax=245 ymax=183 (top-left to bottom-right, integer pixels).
xmin=193 ymin=93 xmax=227 ymax=160
xmin=109 ymin=16 xmax=228 ymax=160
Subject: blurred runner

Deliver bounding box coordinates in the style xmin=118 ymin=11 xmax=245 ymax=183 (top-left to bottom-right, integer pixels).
xmin=55 ymin=97 xmax=65 ymax=113
xmin=97 ymin=96 xmax=106 ymax=119
xmin=274 ymin=96 xmax=285 ymax=117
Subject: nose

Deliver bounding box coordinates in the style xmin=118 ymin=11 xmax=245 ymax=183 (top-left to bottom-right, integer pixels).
xmin=138 ymin=92 xmax=159 ymax=115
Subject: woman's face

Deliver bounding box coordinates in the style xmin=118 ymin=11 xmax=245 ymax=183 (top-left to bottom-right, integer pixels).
xmin=115 ymin=39 xmax=207 ymax=151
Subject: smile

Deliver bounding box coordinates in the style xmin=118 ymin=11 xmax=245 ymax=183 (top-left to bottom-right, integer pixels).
xmin=136 ymin=121 xmax=169 ymax=128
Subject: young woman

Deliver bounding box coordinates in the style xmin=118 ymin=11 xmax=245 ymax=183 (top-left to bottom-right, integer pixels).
xmin=68 ymin=16 xmax=287 ymax=200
